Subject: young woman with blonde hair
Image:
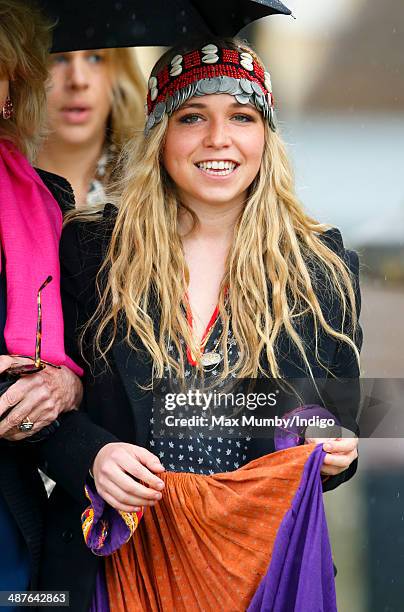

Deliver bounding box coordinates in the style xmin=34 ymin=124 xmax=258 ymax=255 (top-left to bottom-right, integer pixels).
xmin=36 ymin=47 xmax=146 ymax=208
xmin=40 ymin=37 xmax=362 ymax=611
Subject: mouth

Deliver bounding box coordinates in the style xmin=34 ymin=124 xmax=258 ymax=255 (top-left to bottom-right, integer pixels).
xmin=195 ymin=160 xmax=239 ymax=176
xmin=60 ymin=106 xmax=91 ymax=123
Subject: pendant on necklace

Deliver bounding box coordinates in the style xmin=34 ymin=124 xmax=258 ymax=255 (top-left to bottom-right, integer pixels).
xmin=201 ymin=352 xmax=221 ymax=367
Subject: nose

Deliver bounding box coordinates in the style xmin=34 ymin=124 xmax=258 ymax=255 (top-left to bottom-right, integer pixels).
xmin=66 ymin=56 xmax=89 ymax=91
xmin=202 ymin=117 xmax=232 ymax=149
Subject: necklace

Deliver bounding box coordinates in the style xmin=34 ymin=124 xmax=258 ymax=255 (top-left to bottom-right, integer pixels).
xmin=200 ymin=352 xmax=222 ymax=367
xmin=184 ymin=265 xmax=229 ymax=369
xmin=199 ymin=318 xmax=223 ymax=367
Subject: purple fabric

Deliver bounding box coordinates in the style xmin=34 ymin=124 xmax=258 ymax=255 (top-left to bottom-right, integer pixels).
xmin=274 ymin=404 xmax=340 ymax=451
xmin=89 ymin=564 xmax=110 ymax=612
xmin=82 ymin=480 xmax=137 ymax=555
xmin=247 ymin=444 xmax=337 ymax=612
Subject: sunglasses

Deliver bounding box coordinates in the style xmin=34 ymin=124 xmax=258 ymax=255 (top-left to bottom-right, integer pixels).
xmin=6 ymin=276 xmax=61 ymax=376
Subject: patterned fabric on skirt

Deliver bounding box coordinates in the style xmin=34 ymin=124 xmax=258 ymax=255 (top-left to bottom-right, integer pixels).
xmin=83 ymin=444 xmax=337 ymax=611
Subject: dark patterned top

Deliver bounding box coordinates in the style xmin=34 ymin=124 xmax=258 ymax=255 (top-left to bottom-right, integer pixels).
xmin=149 ymin=312 xmax=251 ymax=474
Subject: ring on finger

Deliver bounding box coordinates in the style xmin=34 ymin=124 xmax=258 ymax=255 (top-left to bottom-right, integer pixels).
xmin=18 ymin=416 xmax=34 ymax=432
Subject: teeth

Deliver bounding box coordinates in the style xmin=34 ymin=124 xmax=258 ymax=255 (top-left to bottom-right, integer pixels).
xmin=196 ymin=160 xmax=237 ymax=172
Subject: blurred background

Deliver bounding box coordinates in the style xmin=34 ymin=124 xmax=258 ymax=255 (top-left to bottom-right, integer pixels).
xmin=46 ymin=2 xmax=403 ymax=607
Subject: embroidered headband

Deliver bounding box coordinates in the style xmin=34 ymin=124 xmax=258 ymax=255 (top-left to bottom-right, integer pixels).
xmin=145 ymin=42 xmax=276 ymax=134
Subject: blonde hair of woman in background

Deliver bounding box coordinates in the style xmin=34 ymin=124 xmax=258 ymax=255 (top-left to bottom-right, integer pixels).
xmin=0 ymin=0 xmax=50 ymax=159
xmin=36 ymin=47 xmax=146 ymax=208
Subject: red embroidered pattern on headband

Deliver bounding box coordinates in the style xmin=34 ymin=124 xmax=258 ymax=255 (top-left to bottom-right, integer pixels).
xmin=222 ymin=49 xmax=240 ymax=64
xmin=146 ymin=47 xmax=272 ymax=116
xmin=184 ymin=50 xmax=201 ymax=70
xmin=158 ymin=66 xmax=170 ymax=90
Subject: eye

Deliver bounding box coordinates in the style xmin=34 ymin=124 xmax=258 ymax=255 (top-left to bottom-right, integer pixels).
xmin=87 ymin=52 xmax=104 ymax=64
xmin=232 ymin=113 xmax=255 ymax=123
xmin=51 ymin=54 xmax=68 ymax=65
xmin=178 ymin=113 xmax=203 ymax=124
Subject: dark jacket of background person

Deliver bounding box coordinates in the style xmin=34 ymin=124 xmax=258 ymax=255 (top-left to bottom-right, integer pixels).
xmin=0 ymin=170 xmax=74 ymax=589
xmin=38 ymin=205 xmax=362 ymax=612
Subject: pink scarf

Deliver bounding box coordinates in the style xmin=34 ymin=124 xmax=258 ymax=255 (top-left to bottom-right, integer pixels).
xmin=0 ymin=139 xmax=81 ymax=375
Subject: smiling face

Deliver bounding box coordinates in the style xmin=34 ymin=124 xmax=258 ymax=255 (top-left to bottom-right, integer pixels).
xmin=162 ymin=94 xmax=265 ymax=211
xmin=46 ymin=50 xmax=115 ymax=147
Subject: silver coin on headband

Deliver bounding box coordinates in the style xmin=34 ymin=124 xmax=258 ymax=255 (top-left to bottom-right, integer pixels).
xmin=185 ymin=84 xmax=194 ymax=101
xmin=166 ymin=95 xmax=174 ymax=114
xmin=172 ymin=90 xmax=181 ymax=110
xmin=240 ymin=78 xmax=253 ymax=95
xmin=234 ymin=82 xmax=244 ymax=96
xmin=254 ymin=93 xmax=265 ymax=108
xmin=182 ymin=88 xmax=189 ymax=104
xmin=218 ymin=76 xmax=234 ymax=93
xmin=251 ymin=81 xmax=264 ymax=97
xmin=220 ymin=78 xmax=239 ymax=94
xmin=153 ymin=101 xmax=166 ymax=121
xmin=198 ymin=78 xmax=221 ymax=95
xmin=148 ymin=76 xmax=158 ymax=90
xmin=235 ymin=94 xmax=251 ymax=105
xmin=189 ymin=81 xmax=198 ymax=98
xmin=180 ymin=87 xmax=188 ymax=105
xmin=269 ymin=107 xmax=276 ymax=130
xmin=145 ymin=79 xmax=277 ymax=133
xmin=176 ymin=88 xmax=183 ymax=106
xmin=146 ymin=113 xmax=155 ymax=131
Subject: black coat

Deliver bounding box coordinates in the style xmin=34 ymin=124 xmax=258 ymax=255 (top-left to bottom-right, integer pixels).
xmin=39 ymin=205 xmax=362 ymax=611
xmin=0 ymin=169 xmax=74 ymax=589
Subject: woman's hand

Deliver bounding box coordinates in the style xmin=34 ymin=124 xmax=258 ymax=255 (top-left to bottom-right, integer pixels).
xmin=0 ymin=355 xmax=83 ymax=441
xmin=305 ymin=436 xmax=359 ymax=477
xmin=92 ymin=442 xmax=165 ymax=513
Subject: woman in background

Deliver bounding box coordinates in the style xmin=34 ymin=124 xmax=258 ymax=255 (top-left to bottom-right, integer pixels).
xmin=36 ymin=47 xmax=146 ymax=208
xmin=0 ymin=0 xmax=82 ymax=594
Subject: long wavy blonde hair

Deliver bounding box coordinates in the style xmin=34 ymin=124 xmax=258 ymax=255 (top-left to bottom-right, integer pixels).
xmin=0 ymin=0 xmax=51 ymax=160
xmin=86 ymin=38 xmax=359 ymax=381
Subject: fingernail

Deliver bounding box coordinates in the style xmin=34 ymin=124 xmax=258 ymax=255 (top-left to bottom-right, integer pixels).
xmin=155 ymin=492 xmax=162 ymax=500
xmin=156 ymin=482 xmax=165 ymax=490
xmin=324 ymin=443 xmax=333 ymax=451
xmin=133 ymin=507 xmax=141 ymax=512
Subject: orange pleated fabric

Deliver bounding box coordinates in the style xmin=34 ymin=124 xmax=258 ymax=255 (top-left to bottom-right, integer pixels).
xmin=105 ymin=444 xmax=315 ymax=612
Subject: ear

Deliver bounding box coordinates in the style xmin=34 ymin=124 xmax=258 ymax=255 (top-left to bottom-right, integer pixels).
xmin=0 ymin=78 xmax=10 ymax=109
